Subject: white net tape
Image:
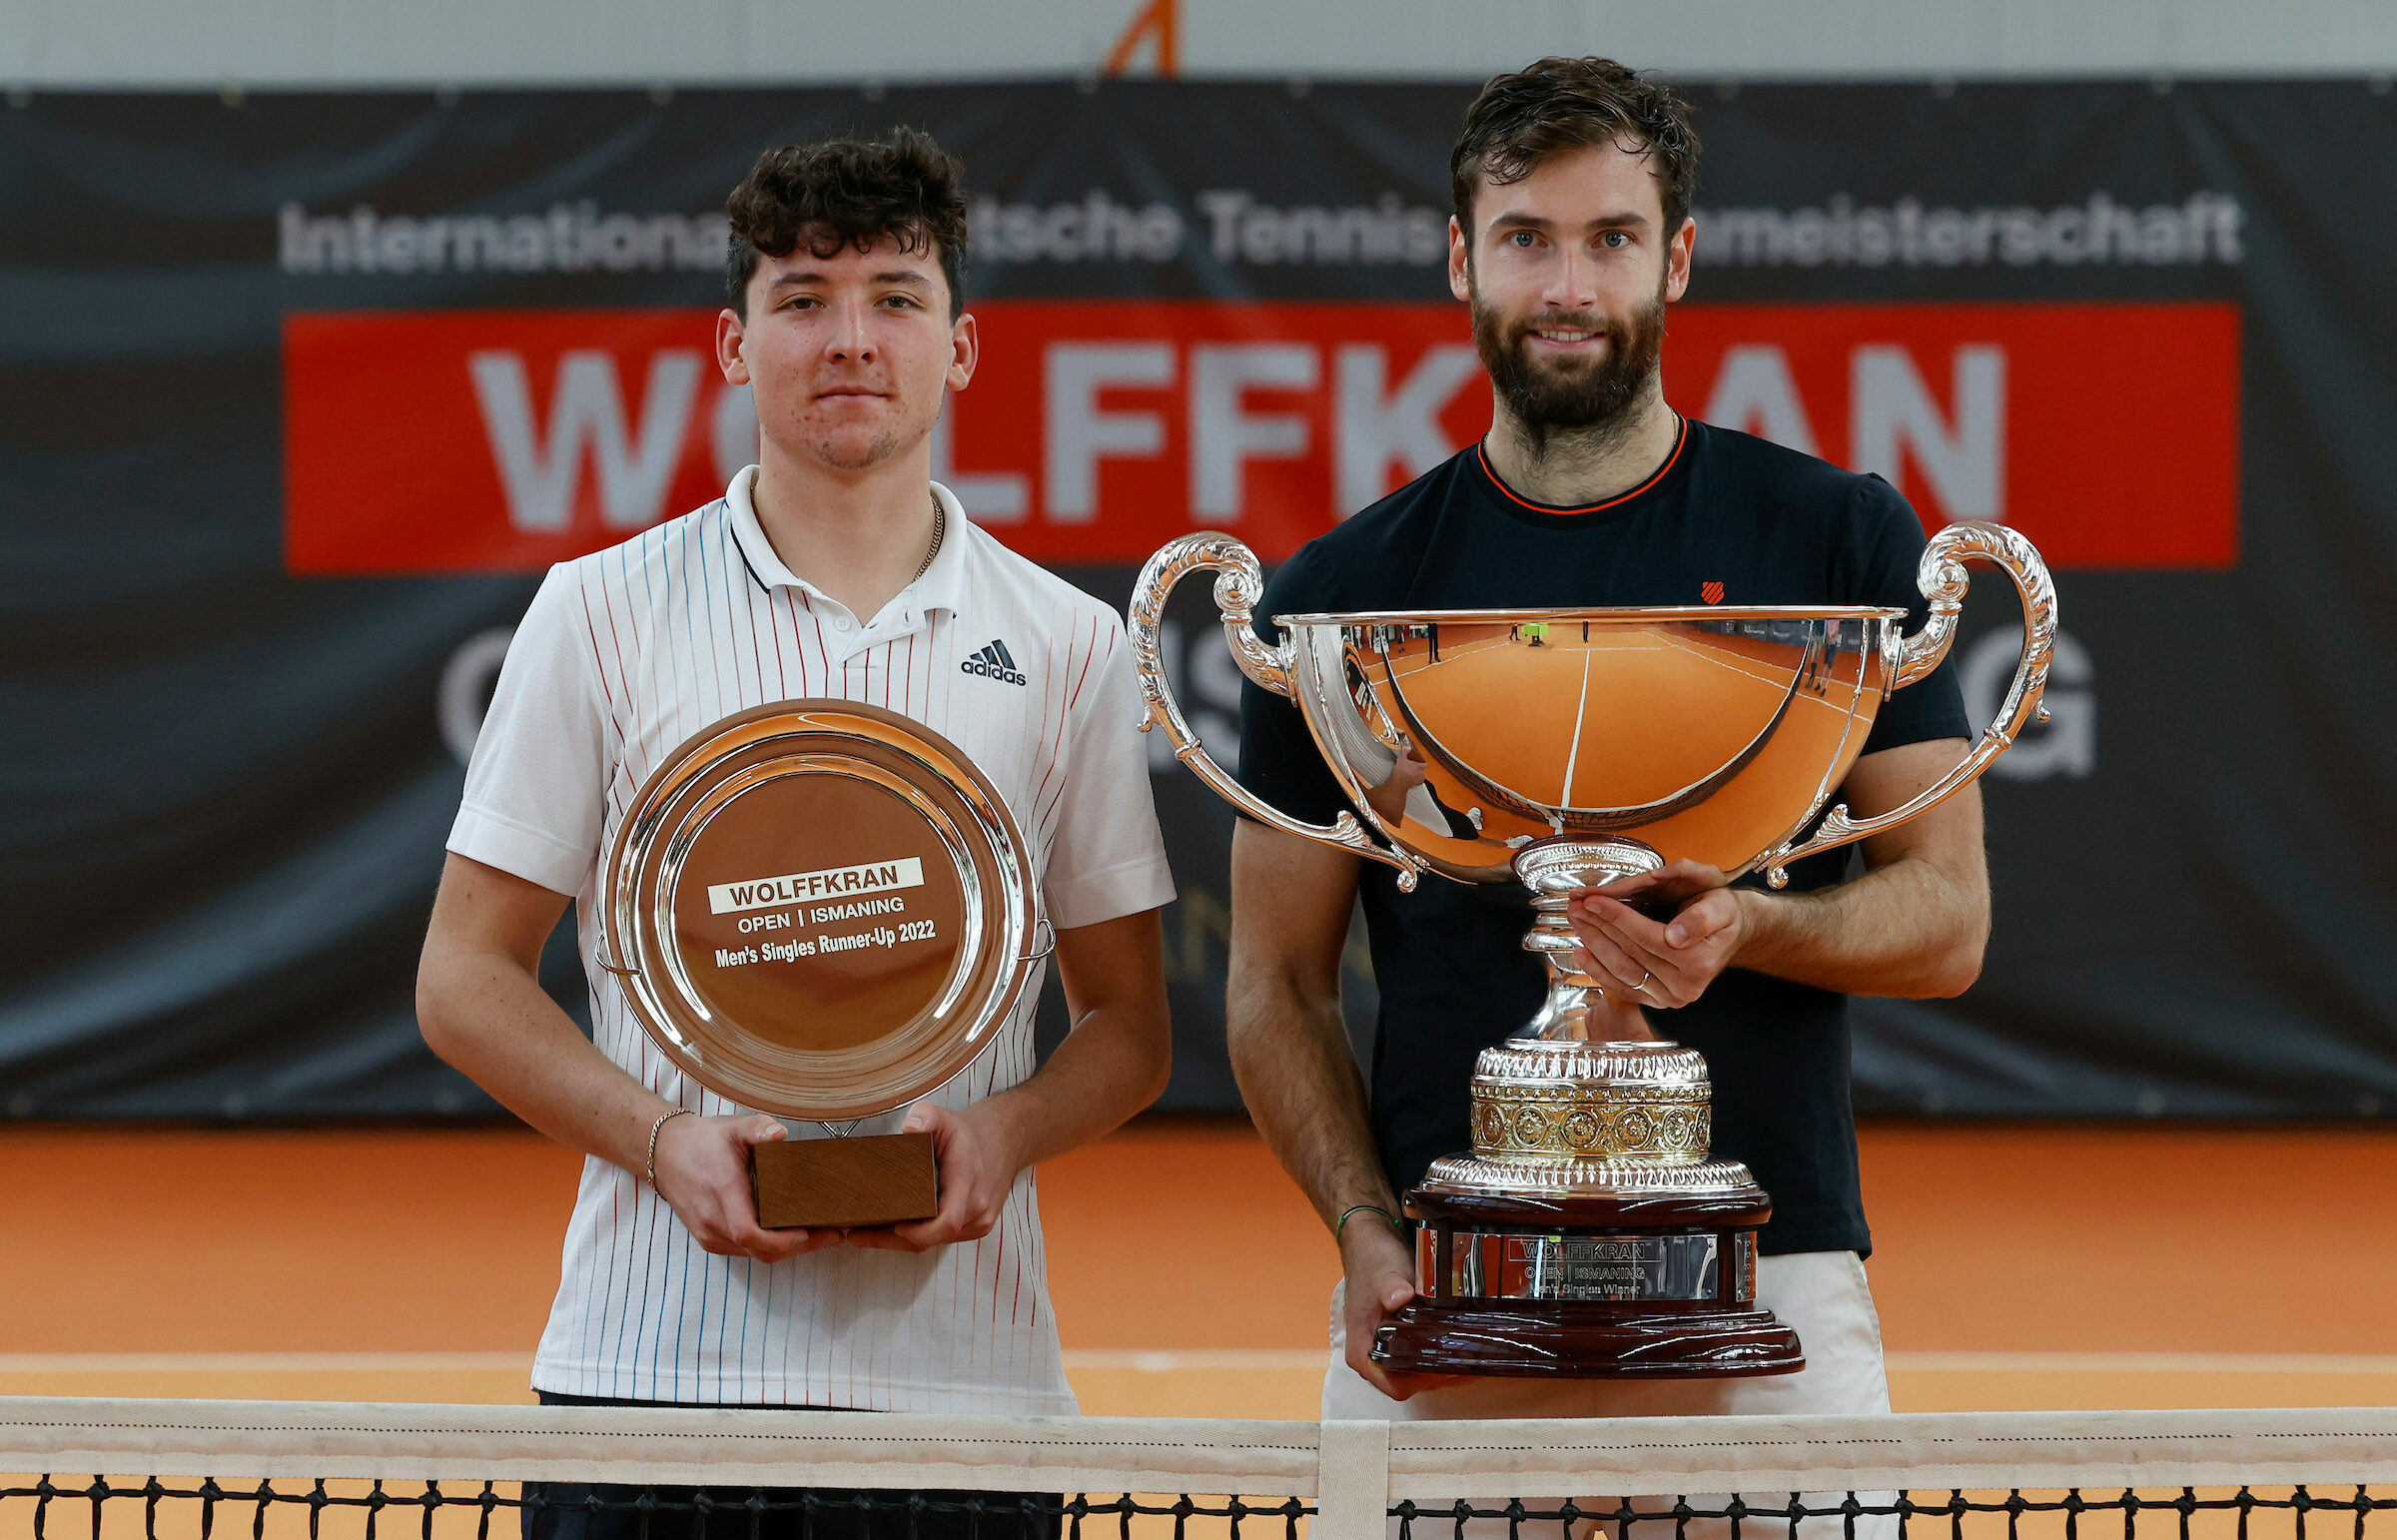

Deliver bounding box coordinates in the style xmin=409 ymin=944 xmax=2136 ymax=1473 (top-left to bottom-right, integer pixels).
xmin=7 ymin=1397 xmax=2397 ymax=1536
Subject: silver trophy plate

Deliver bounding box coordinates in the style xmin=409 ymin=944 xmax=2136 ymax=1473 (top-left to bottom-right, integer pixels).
xmin=597 ymin=699 xmax=1042 ymax=1124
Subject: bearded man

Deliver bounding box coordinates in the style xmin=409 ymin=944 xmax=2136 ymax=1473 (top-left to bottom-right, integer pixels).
xmin=1226 ymin=56 xmax=1986 ymax=1440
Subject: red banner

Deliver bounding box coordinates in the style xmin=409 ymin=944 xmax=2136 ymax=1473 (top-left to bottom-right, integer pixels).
xmin=285 ymin=300 xmax=2238 ymax=574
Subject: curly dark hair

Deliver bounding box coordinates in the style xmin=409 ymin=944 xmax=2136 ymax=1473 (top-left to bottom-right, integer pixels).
xmin=725 ymin=127 xmax=970 ymax=319
xmin=1450 ymin=57 xmax=1701 ymax=241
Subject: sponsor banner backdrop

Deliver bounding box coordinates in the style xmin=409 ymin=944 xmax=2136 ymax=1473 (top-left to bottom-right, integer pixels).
xmin=4 ymin=80 xmax=2394 ymax=1121
xmin=288 ymin=300 xmax=2240 ymax=573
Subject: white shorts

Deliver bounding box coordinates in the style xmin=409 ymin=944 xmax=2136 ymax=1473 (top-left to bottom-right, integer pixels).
xmin=1323 ymin=1250 xmax=1895 ymax=1540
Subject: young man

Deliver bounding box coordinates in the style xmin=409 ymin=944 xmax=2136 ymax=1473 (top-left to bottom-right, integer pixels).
xmin=417 ymin=129 xmax=1173 ymax=1452
xmin=1230 ymin=57 xmax=1984 ymax=1434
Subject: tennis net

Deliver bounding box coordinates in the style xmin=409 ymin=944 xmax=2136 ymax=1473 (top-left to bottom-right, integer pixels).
xmin=5 ymin=1397 xmax=2396 ymax=1540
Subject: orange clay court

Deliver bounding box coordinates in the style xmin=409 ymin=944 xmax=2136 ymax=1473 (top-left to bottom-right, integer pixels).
xmin=5 ymin=1118 xmax=2393 ymax=1417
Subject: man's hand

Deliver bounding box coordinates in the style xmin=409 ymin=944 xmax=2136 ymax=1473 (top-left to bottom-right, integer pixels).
xmin=1566 ymin=859 xmax=1744 ymax=1009
xmin=844 ymin=1102 xmax=1023 ymax=1253
xmin=1339 ymin=1215 xmax=1464 ymax=1401
xmin=1361 ymin=747 xmax=1428 ymax=827
xmin=651 ymin=1113 xmax=842 ymax=1263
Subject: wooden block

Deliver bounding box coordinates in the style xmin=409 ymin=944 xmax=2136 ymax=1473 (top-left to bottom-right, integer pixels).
xmin=752 ymin=1133 xmax=939 ymax=1229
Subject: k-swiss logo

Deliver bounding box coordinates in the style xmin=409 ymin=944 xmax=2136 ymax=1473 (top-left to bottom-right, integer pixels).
xmin=961 ymin=638 xmax=1028 ymax=686
xmin=1701 ymin=580 xmax=1726 ymax=604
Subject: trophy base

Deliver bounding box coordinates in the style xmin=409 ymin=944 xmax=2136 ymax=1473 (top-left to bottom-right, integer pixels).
xmin=1369 ymin=1180 xmax=1804 ymax=1379
xmin=1372 ymin=1298 xmax=1805 ymax=1378
xmin=753 ymin=1133 xmax=938 ymax=1229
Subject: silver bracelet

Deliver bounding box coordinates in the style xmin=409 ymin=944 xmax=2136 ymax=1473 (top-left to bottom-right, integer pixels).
xmin=645 ymin=1107 xmax=694 ymax=1188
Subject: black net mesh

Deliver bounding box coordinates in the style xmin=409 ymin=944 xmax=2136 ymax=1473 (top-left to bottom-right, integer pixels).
xmin=1 ymin=1478 xmax=2389 ymax=1540
xmin=0 ymin=1479 xmax=1302 ymax=1540
xmin=1396 ymin=1489 xmax=2389 ymax=1540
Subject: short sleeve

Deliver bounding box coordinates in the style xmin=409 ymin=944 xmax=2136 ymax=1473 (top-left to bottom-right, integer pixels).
xmin=1845 ymin=476 xmax=1973 ymax=756
xmin=1041 ymin=615 xmax=1177 ymax=931
xmin=1234 ymin=543 xmax=1356 ymax=826
xmin=446 ymin=563 xmax=612 ymax=898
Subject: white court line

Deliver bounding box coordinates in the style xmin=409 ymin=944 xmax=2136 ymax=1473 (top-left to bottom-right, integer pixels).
xmin=0 ymin=1351 xmax=1321 ymax=1375
xmin=1559 ymin=649 xmax=1592 ymax=807
xmin=9 ymin=1350 xmax=2397 ymax=1375
xmin=0 ymin=1353 xmax=534 ymax=1373
xmin=1661 ymin=633 xmax=1833 ymax=693
xmin=1064 ymin=1350 xmax=1324 ymax=1371
xmin=1886 ymin=1351 xmax=2397 ymax=1375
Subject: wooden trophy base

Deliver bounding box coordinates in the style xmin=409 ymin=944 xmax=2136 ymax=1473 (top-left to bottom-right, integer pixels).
xmin=1373 ymin=1298 xmax=1805 ymax=1378
xmin=752 ymin=1133 xmax=939 ymax=1229
xmin=1368 ymin=1184 xmax=1804 ymax=1378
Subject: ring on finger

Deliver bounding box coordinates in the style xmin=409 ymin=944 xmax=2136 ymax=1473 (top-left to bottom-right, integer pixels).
xmin=1631 ymin=970 xmax=1653 ymax=995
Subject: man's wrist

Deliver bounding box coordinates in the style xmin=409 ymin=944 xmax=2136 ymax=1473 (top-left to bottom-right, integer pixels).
xmin=1335 ymin=1201 xmax=1405 ymax=1242
xmin=643 ymin=1106 xmax=693 ymax=1187
xmin=1731 ymin=887 xmax=1780 ymax=968
xmin=614 ymin=1095 xmax=681 ymax=1174
xmin=1333 ymin=1194 xmax=1408 ymax=1256
xmin=956 ymin=1094 xmax=1035 ymax=1179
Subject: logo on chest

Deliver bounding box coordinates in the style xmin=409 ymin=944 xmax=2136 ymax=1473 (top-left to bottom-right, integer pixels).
xmin=961 ymin=638 xmax=1028 ymax=686
xmin=1701 ymin=580 xmax=1726 ymax=604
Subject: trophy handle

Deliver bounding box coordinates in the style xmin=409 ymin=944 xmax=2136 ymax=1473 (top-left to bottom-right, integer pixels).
xmin=1130 ymin=532 xmax=1424 ymax=891
xmin=1758 ymin=519 xmax=2058 ymax=889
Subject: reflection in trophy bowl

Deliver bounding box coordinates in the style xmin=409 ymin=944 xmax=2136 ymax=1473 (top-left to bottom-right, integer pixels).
xmin=1290 ymin=605 xmax=1901 ymax=888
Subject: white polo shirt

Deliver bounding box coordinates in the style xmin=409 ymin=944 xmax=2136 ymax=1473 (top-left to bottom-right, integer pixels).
xmin=448 ymin=467 xmax=1175 ymax=1413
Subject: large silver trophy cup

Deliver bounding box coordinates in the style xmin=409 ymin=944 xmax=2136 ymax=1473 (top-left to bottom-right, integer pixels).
xmin=1130 ymin=521 xmax=2055 ymax=1377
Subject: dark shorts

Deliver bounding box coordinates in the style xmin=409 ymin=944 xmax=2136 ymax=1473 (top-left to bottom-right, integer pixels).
xmin=522 ymin=1392 xmax=1063 ymax=1540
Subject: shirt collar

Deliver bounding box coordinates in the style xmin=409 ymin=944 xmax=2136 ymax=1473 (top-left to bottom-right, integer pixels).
xmin=1470 ymin=413 xmax=1690 ymax=523
xmin=725 ymin=465 xmax=971 ymax=621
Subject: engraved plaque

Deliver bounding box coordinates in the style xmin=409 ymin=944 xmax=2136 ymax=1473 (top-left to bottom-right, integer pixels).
xmin=673 ymin=775 xmax=966 ymax=1055
xmin=1450 ymin=1232 xmax=1724 ymax=1302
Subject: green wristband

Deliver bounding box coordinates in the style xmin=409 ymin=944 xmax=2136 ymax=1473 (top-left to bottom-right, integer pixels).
xmin=1335 ymin=1202 xmax=1404 ymax=1241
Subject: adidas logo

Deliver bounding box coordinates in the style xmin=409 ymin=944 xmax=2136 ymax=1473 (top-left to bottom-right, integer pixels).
xmin=960 ymin=638 xmax=1028 ymax=686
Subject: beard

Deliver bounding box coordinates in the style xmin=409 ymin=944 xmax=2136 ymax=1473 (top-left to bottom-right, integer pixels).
xmin=1470 ymin=275 xmax=1668 ymax=455
xmin=810 ymin=423 xmax=908 ymax=472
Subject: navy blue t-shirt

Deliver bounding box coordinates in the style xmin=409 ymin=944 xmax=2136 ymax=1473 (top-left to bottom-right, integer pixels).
xmin=1234 ymin=418 xmax=1971 ymax=1257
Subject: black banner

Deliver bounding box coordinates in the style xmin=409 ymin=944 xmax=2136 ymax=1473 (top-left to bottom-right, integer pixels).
xmin=5 ymin=79 xmax=2394 ymax=1120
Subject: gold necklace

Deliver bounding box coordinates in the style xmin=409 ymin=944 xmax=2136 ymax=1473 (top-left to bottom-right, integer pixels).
xmin=911 ymin=492 xmax=945 ymax=584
